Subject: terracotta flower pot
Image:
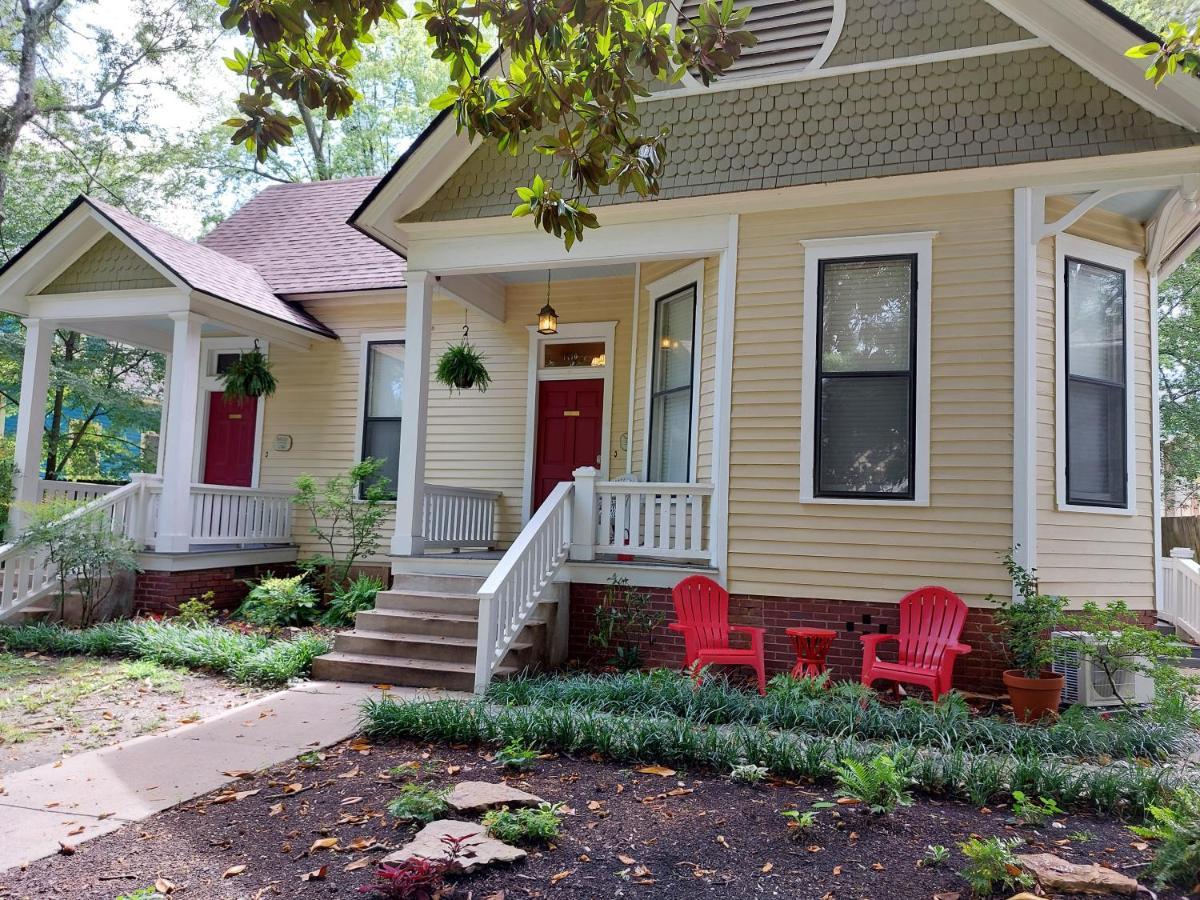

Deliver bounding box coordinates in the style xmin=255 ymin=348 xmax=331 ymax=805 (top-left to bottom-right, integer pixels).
xmin=1003 ymin=669 xmax=1065 ymax=724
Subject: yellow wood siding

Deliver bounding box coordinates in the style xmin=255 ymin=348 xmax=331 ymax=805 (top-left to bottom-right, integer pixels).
xmin=727 ymin=193 xmax=1016 ymax=605
xmin=1035 ymin=203 xmax=1155 ymax=607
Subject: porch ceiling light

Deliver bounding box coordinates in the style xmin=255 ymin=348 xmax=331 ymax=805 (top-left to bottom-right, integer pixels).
xmin=537 ymin=270 xmax=559 ymax=334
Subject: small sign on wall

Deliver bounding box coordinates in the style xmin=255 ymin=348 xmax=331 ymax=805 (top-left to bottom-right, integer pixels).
xmin=273 ymin=434 xmax=293 ymax=452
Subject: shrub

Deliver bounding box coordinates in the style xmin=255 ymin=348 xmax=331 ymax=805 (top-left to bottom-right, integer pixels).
xmin=1011 ymin=790 xmax=1064 ymax=827
xmin=1131 ymin=788 xmax=1200 ymax=888
xmin=730 ymin=763 xmax=769 ymax=784
xmin=235 ymin=573 xmax=320 ymax=627
xmin=294 ymin=460 xmax=389 ymax=589
xmin=363 ymin=834 xmax=470 ymax=899
xmin=494 ymin=740 xmax=540 ymax=771
xmin=988 ymin=550 xmax=1067 ymax=678
xmin=482 ymin=802 xmax=564 ymax=844
xmin=833 ymin=754 xmax=913 ymax=814
xmin=174 ymin=592 xmax=217 ymax=626
xmin=781 ymin=809 xmax=817 ymax=838
xmin=920 ymin=845 xmax=950 ymax=868
xmin=320 ymin=574 xmax=383 ymax=627
xmin=958 ymin=836 xmax=1033 ymax=897
xmin=386 ymin=783 xmax=449 ymax=824
xmin=589 ymin=575 xmax=664 ymax=670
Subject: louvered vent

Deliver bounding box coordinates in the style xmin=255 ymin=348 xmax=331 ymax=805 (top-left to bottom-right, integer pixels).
xmin=679 ymin=0 xmax=839 ymax=78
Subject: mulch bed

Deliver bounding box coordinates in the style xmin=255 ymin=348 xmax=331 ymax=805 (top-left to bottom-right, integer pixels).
xmin=1 ymin=736 xmax=1157 ymax=899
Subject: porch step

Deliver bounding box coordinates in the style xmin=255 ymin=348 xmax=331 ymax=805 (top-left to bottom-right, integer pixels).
xmin=330 ymin=629 xmax=536 ymax=666
xmin=375 ymin=590 xmax=482 ymax=615
xmin=390 ymin=572 xmax=487 ymax=594
xmin=312 ymin=651 xmax=519 ymax=691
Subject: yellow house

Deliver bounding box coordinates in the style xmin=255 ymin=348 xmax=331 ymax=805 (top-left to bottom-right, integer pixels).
xmin=3 ymin=0 xmax=1200 ymax=692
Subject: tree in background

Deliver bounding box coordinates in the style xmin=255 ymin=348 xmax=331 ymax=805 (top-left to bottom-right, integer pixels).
xmin=1109 ymin=0 xmax=1200 ymax=29
xmin=1158 ymin=255 xmax=1200 ymax=507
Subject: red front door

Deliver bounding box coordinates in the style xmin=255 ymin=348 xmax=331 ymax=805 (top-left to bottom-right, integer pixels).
xmin=202 ymin=392 xmax=257 ymax=487
xmin=534 ymin=378 xmax=604 ymax=510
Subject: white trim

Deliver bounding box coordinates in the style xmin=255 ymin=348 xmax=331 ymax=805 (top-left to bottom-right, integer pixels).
xmin=1013 ymin=187 xmax=1040 ymax=588
xmin=641 ymin=261 xmax=705 ymax=483
xmin=625 ymin=263 xmax=642 ymax=476
xmin=391 ymin=271 xmax=433 ymax=556
xmin=799 ymin=232 xmax=935 ymax=505
xmin=710 ymin=216 xmax=739 ymax=574
xmin=1054 ymin=233 xmax=1140 ymax=516
xmin=194 ymin=337 xmax=268 ymax=490
xmin=355 ymin=330 xmax=407 ymax=486
xmin=809 ymin=0 xmax=847 ymax=71
xmin=138 ymin=545 xmax=299 ymax=572
xmin=1151 ymin=271 xmax=1164 ymax=609
xmin=521 ymin=321 xmax=617 ymax=519
xmin=28 ymin=290 xmax=189 ymax=321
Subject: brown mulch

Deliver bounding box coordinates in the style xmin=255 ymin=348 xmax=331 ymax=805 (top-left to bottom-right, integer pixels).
xmin=0 ymin=737 xmax=1158 ymax=899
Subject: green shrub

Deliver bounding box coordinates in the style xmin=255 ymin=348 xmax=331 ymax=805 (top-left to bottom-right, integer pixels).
xmin=1011 ymin=790 xmax=1064 ymax=826
xmin=988 ymin=550 xmax=1067 ymax=678
xmin=834 ymin=753 xmax=914 ymax=814
xmin=294 ymin=460 xmax=389 ymax=586
xmin=588 ymin=575 xmax=664 ymax=670
xmin=730 ymin=763 xmax=769 ymax=784
xmin=320 ymin=574 xmax=383 ymax=627
xmin=1131 ymin=788 xmax=1200 ymax=888
xmin=174 ymin=592 xmax=217 ymax=625
xmin=386 ymin=783 xmax=449 ymax=824
xmin=236 ymin=573 xmax=320 ymax=627
xmin=482 ymin=803 xmax=563 ymax=844
xmin=959 ymin=836 xmax=1033 ymax=897
xmin=921 ymin=845 xmax=950 ymax=868
xmin=494 ymin=740 xmax=539 ymax=771
xmin=781 ymin=809 xmax=817 ymax=838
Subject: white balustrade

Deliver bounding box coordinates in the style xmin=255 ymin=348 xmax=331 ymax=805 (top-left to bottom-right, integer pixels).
xmin=188 ymin=484 xmax=295 ymax=546
xmin=1160 ymin=548 xmax=1200 ymax=644
xmin=474 ymin=480 xmax=573 ymax=694
xmin=592 ymin=479 xmax=714 ymax=562
xmin=38 ymin=479 xmax=120 ymax=504
xmin=423 ymin=484 xmax=501 ymax=550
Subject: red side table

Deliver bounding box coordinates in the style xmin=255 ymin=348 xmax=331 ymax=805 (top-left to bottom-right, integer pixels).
xmin=785 ymin=627 xmax=838 ymax=679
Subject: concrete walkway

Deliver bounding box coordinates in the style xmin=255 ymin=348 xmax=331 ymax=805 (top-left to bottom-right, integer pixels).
xmin=0 ymin=680 xmax=465 ymax=872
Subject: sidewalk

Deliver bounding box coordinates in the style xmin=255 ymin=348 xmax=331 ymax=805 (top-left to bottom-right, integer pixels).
xmin=0 ymin=680 xmax=462 ymax=872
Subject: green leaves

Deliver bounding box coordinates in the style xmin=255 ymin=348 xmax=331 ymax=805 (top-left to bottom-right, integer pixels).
xmin=1125 ymin=20 xmax=1200 ymax=84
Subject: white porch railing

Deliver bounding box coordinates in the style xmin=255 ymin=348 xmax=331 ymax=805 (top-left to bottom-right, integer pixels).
xmin=186 ymin=484 xmax=295 ymax=546
xmin=423 ymin=484 xmax=501 ymax=550
xmin=587 ymin=474 xmax=714 ymax=562
xmin=39 ymin=479 xmax=120 ymax=504
xmin=474 ymin=480 xmax=573 ymax=694
xmin=1160 ymin=548 xmax=1200 ymax=644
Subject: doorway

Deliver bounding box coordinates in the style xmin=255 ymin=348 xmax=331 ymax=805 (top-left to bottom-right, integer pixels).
xmin=202 ymin=392 xmax=258 ymax=487
xmin=532 ymin=378 xmax=604 ymax=509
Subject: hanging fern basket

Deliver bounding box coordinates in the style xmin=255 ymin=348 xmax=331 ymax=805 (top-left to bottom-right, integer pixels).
xmin=220 ymin=349 xmax=277 ymax=400
xmin=435 ymin=341 xmax=491 ymax=394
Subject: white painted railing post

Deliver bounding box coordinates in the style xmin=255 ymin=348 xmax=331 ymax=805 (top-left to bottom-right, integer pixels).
xmin=570 ymin=467 xmax=597 ymax=562
xmin=127 ymin=474 xmax=154 ymax=549
xmin=473 ymin=597 xmax=496 ymax=695
xmin=1170 ymin=547 xmax=1195 ymax=559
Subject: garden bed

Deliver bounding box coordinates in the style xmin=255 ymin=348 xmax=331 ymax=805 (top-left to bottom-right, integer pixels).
xmin=3 ymin=734 xmax=1161 ymax=899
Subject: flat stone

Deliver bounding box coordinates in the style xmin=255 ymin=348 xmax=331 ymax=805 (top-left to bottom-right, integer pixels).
xmin=1017 ymin=853 xmax=1140 ymax=896
xmin=446 ymin=781 xmax=544 ymax=813
xmin=382 ymin=820 xmax=525 ymax=873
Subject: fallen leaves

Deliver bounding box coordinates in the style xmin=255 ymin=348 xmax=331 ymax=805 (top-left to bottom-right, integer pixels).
xmin=716 ymin=835 xmax=731 ymax=849
xmin=57 ymin=841 xmax=75 ymax=856
xmin=761 ymin=862 xmax=774 ymax=874
xmin=549 ymin=869 xmax=573 ymax=884
xmin=344 ymin=857 xmax=372 ymax=872
xmin=309 ymin=837 xmax=340 ymax=853
xmin=269 ymin=802 xmax=285 ymax=817
xmin=222 ymin=864 xmax=247 ymax=878
xmin=300 ymin=865 xmax=328 ymax=881
xmin=635 ymin=765 xmax=676 ymax=777
xmin=154 ymin=877 xmax=177 ymax=894
xmin=618 ymin=854 xmax=637 ymax=866
xmin=212 ymin=788 xmax=260 ymax=804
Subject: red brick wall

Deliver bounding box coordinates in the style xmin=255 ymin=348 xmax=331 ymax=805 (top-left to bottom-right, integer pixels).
xmin=568 ymin=582 xmax=1013 ymax=693
xmin=133 ymin=563 xmax=296 ymax=616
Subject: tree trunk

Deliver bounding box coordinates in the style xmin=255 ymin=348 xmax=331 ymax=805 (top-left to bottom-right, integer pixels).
xmin=44 ymin=330 xmax=78 ymax=480
xmin=297 ymin=100 xmax=333 ymax=181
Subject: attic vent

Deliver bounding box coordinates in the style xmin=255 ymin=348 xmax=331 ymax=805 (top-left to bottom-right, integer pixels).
xmin=680 ymin=0 xmax=840 ymax=79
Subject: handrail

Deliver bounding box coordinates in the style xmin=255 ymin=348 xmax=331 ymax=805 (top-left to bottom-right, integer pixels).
xmin=474 ymin=480 xmax=574 ymax=693
xmin=1160 ymin=550 xmax=1200 ymax=644
xmin=424 ymin=483 xmax=501 ymax=550
xmin=188 ymin=483 xmax=296 ymax=546
xmin=591 ymin=477 xmax=715 ymax=562
xmin=189 ymin=482 xmax=298 ymax=499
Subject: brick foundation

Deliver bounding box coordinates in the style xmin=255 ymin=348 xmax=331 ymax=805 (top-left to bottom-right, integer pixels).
xmin=133 ymin=563 xmax=297 ymax=616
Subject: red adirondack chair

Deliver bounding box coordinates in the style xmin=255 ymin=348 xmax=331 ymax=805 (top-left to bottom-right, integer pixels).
xmin=860 ymin=586 xmax=971 ymax=700
xmin=669 ymin=575 xmax=767 ymax=695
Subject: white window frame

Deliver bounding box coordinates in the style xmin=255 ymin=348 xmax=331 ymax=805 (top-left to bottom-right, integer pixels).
xmin=641 ymin=260 xmax=705 ymax=483
xmin=356 ymin=330 xmax=406 ymax=503
xmin=1055 ymin=234 xmax=1139 ymax=516
xmin=799 ymin=232 xmax=935 ymax=506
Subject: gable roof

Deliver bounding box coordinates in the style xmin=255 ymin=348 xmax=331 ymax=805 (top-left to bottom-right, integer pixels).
xmin=201 ymin=176 xmax=407 ymax=296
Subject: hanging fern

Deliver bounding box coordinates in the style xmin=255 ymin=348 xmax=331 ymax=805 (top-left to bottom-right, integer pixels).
xmin=435 ymin=342 xmax=491 ymax=394
xmin=220 ymin=350 xmax=277 ymax=400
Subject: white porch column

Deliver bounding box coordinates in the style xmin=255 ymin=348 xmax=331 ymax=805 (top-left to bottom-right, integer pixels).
xmin=391 ymin=270 xmax=433 ymax=556
xmin=156 ymin=312 xmax=203 ymax=553
xmin=9 ymin=317 xmax=55 ymax=532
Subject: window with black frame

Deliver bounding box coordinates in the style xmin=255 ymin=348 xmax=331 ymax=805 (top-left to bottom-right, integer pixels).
xmin=361 ymin=340 xmax=405 ymax=499
xmin=648 ymin=284 xmax=697 ymax=482
xmin=1064 ymin=257 xmax=1127 ymax=508
xmin=814 ymin=255 xmax=917 ymax=499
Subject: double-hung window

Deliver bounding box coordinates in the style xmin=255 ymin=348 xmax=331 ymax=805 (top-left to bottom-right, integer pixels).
xmin=801 ymin=234 xmax=933 ymax=504
xmin=361 ymin=339 xmax=405 ymax=499
xmin=646 ymin=263 xmax=702 ymax=482
xmin=1057 ymin=236 xmax=1135 ymax=513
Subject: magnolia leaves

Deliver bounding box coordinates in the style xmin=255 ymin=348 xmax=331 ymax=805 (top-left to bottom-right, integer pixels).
xmin=1127 ymin=21 xmax=1200 ymax=85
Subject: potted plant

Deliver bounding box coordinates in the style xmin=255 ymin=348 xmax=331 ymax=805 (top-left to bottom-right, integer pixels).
xmin=220 ymin=348 xmax=277 ymax=400
xmin=990 ymin=550 xmax=1067 ymax=723
xmin=435 ymin=340 xmax=491 ymax=394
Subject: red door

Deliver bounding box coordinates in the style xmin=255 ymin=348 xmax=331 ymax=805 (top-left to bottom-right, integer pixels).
xmin=534 ymin=378 xmax=604 ymax=510
xmin=202 ymin=392 xmax=257 ymax=487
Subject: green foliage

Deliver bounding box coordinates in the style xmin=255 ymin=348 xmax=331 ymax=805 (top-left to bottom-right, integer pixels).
xmin=1069 ymin=829 xmax=1096 ymax=843
xmin=386 ymin=783 xmax=449 ymax=824
xmin=781 ymin=809 xmax=817 ymax=837
xmin=320 ymin=574 xmax=383 ymax=627
xmin=730 ymin=762 xmax=768 ymax=784
xmin=1011 ymin=790 xmax=1065 ymax=826
xmin=834 ymin=754 xmax=914 ymax=814
xmin=434 ymin=342 xmax=491 ymax=394
xmin=16 ymin=498 xmax=141 ymax=626
xmin=1128 ymin=20 xmax=1200 ymax=83
xmin=1131 ymin=788 xmax=1200 ymax=888
xmin=482 ymin=802 xmax=564 ymax=845
xmin=220 ymin=0 xmax=756 ymax=248
xmin=958 ymin=836 xmax=1033 ymax=897
xmin=0 ymin=620 xmax=329 ymax=685
xmin=0 ymin=435 xmax=15 ymax=541
xmin=174 ymin=592 xmax=217 ymax=626
xmin=219 ymin=349 xmax=277 ymax=399
xmin=114 ymin=888 xmax=160 ymax=900
xmin=589 ymin=575 xmax=664 ymax=670
xmin=1109 ymin=0 xmax=1200 ymax=29
xmin=235 ymin=573 xmax=320 ymax=627
xmin=294 ymin=459 xmax=390 ymax=581
xmin=494 ymin=740 xmax=540 ymax=771
xmin=921 ymin=845 xmax=950 ymax=868
xmin=988 ymin=550 xmax=1067 ymax=678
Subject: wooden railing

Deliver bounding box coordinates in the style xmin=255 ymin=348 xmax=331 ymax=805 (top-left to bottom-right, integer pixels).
xmin=474 ymin=480 xmax=573 ymax=694
xmin=582 ymin=472 xmax=714 ymax=563
xmin=1160 ymin=548 xmax=1200 ymax=644
xmin=423 ymin=484 xmax=501 ymax=550
xmin=188 ymin=484 xmax=295 ymax=546
xmin=39 ymin=479 xmax=120 ymax=504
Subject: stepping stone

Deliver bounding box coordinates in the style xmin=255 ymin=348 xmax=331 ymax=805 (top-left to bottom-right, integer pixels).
xmin=1017 ymin=853 xmax=1140 ymax=896
xmin=446 ymin=781 xmax=544 ymax=813
xmin=381 ymin=820 xmax=525 ymax=873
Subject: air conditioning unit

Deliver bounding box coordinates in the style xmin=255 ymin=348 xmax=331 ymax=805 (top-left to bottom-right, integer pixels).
xmin=1051 ymin=631 xmax=1155 ymax=708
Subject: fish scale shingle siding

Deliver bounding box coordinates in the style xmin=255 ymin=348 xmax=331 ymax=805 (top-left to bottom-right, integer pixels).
xmin=40 ymin=233 xmax=170 ymax=294
xmin=407 ymin=47 xmax=1200 ymax=223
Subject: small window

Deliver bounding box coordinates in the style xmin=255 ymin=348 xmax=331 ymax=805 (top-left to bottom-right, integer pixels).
xmin=1064 ymin=257 xmax=1127 ymax=508
xmin=814 ymin=255 xmax=917 ymax=499
xmin=542 ymin=341 xmax=607 ymax=369
xmin=214 ymin=352 xmax=242 ymax=375
xmin=647 ymin=284 xmax=697 ymax=482
xmin=361 ymin=341 xmax=404 ymax=499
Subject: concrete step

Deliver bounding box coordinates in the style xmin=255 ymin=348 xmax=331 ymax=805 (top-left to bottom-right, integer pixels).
xmin=312 ymin=651 xmax=520 ymax=691
xmin=375 ymin=590 xmax=480 ymax=615
xmin=390 ymin=572 xmax=487 ymax=594
xmin=1156 ymin=620 xmax=1177 ymax=636
xmin=354 ymin=608 xmax=480 ymax=639
xmin=331 ymin=628 xmax=536 ymax=666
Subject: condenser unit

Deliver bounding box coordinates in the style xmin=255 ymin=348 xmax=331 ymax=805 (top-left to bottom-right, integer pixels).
xmin=1051 ymin=631 xmax=1155 ymax=708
